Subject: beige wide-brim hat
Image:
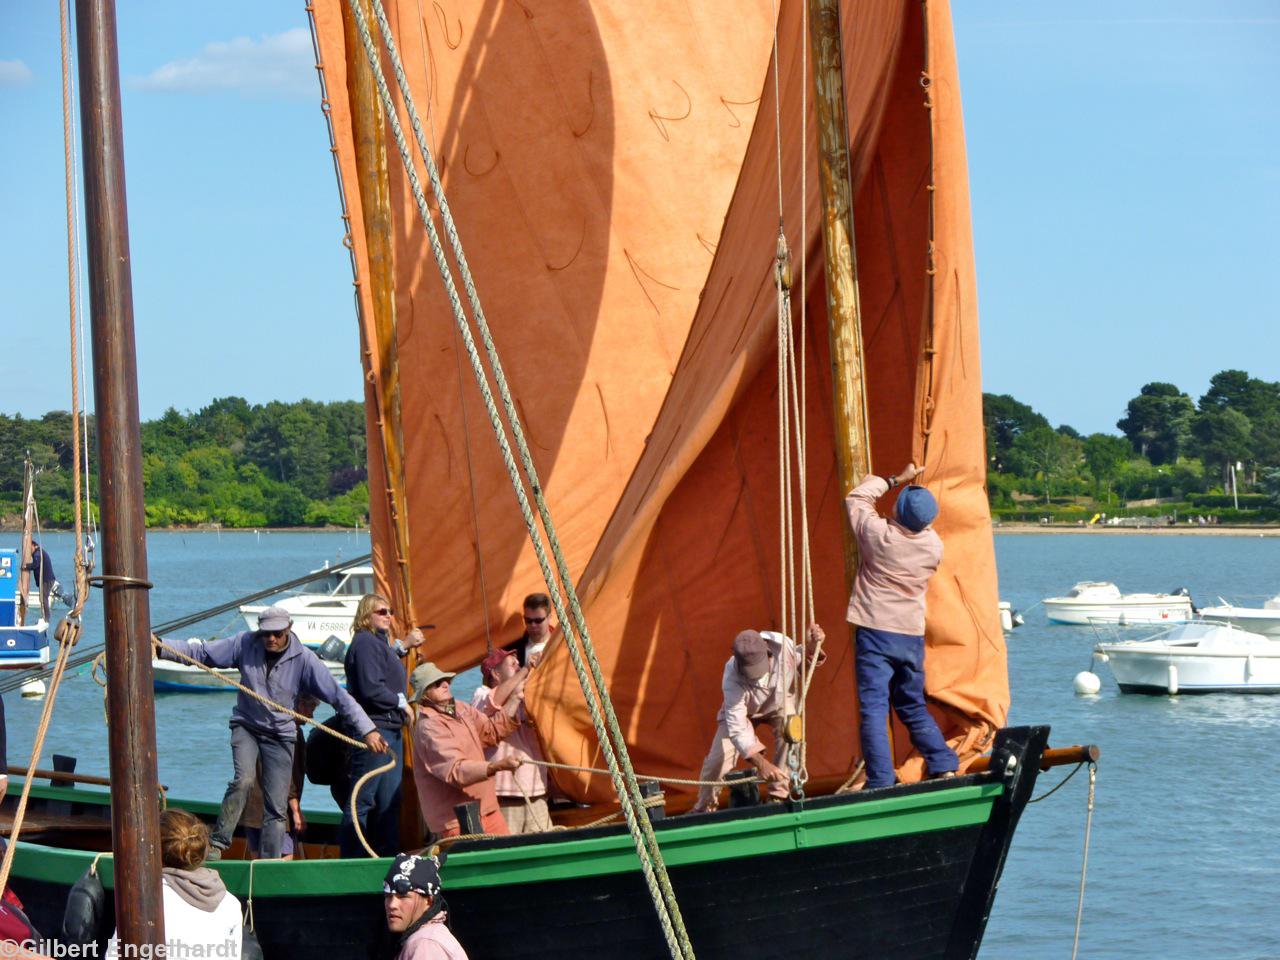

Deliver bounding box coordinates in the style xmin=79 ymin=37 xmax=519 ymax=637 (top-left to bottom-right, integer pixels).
xmin=409 ymin=662 xmax=457 ymax=703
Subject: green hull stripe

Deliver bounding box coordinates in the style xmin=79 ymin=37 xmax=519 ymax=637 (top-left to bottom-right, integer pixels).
xmin=10 ymin=783 xmax=1001 ymax=896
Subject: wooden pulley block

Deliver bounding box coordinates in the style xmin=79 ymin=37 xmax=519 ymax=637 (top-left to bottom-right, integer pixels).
xmin=783 ymin=713 xmax=803 ymax=744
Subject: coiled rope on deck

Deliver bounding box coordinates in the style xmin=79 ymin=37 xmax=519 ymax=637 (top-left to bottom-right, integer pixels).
xmin=341 ymin=2 xmax=694 ymax=956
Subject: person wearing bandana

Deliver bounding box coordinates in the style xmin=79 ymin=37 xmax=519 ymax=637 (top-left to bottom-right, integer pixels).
xmin=383 ymin=853 xmax=468 ymax=959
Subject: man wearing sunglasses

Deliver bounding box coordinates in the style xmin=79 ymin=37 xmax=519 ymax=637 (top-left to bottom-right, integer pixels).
xmin=383 ymin=852 xmax=469 ymax=959
xmin=502 ymin=592 xmax=553 ymax=668
xmin=155 ymin=604 xmax=388 ymax=860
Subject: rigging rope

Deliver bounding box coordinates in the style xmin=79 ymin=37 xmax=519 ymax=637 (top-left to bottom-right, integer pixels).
xmin=768 ymin=4 xmax=817 ymax=798
xmin=146 ymin=639 xmax=390 ymax=858
xmin=341 ymin=2 xmax=694 ymax=954
xmin=0 ymin=0 xmax=94 ymax=898
xmin=0 ymin=554 xmax=372 ymax=695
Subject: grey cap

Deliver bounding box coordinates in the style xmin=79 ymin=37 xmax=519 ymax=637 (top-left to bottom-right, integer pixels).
xmin=732 ymin=630 xmax=770 ymax=681
xmin=409 ymin=662 xmax=457 ymax=703
xmin=257 ymin=605 xmax=292 ymax=632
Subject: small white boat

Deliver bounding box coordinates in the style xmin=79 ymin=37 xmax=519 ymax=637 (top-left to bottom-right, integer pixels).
xmin=239 ymin=565 xmax=375 ymax=646
xmin=152 ymin=654 xmax=347 ymax=693
xmin=1043 ymin=581 xmax=1193 ymax=626
xmin=1094 ymin=621 xmax=1280 ymax=694
xmin=1199 ymin=596 xmax=1280 ymax=639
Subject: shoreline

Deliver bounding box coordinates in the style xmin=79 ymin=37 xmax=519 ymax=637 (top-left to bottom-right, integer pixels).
xmin=994 ymin=522 xmax=1280 ymax=537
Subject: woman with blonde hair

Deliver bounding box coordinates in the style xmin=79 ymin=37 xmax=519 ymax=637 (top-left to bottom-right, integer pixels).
xmin=105 ymin=809 xmax=241 ymax=958
xmin=341 ymin=593 xmax=424 ymax=856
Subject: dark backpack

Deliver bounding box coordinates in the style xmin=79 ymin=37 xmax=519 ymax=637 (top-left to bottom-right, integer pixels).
xmin=305 ymin=713 xmax=352 ymax=787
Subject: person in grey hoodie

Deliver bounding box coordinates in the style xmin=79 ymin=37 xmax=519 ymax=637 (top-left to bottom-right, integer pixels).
xmin=105 ymin=809 xmax=242 ymax=959
xmin=156 ymin=605 xmax=388 ymax=859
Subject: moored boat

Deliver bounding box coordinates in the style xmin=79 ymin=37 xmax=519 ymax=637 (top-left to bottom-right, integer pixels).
xmin=0 ymin=548 xmax=50 ymax=670
xmin=150 ymin=654 xmax=347 ymax=693
xmin=1043 ymin=581 xmax=1193 ymax=625
xmin=239 ymin=565 xmax=375 ymax=647
xmin=1199 ymin=595 xmax=1280 ymax=638
xmin=1094 ymin=621 xmax=1280 ymax=694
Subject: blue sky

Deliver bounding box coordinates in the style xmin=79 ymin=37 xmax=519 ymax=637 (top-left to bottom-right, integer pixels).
xmin=2 ymin=2 xmax=1277 ymax=436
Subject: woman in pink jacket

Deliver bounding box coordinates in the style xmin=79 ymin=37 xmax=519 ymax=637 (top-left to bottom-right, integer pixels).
xmin=845 ymin=463 xmax=958 ymax=789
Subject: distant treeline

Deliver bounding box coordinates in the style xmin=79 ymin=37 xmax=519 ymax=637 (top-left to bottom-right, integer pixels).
xmin=0 ymin=397 xmax=369 ymax=528
xmin=985 ymin=369 xmax=1280 ymax=523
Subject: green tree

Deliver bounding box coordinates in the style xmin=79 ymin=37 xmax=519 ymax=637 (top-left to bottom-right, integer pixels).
xmin=1199 ymin=369 xmax=1280 ymax=422
xmin=982 ymin=394 xmax=1049 ymax=470
xmin=1117 ymin=382 xmax=1195 ymax=465
xmin=1009 ymin=425 xmax=1083 ymax=504
xmin=1083 ymin=433 xmax=1131 ymax=502
xmin=1192 ymin=408 xmax=1252 ymax=486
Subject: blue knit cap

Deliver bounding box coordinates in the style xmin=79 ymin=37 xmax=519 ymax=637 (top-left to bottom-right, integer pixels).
xmin=895 ymin=485 xmax=938 ymax=532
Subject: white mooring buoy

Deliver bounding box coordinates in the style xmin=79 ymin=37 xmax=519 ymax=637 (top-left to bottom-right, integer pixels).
xmin=20 ymin=678 xmax=47 ymax=699
xmin=1073 ymin=671 xmax=1102 ymax=696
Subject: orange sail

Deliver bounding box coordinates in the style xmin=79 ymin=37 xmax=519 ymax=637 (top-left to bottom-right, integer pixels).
xmin=311 ymin=0 xmax=1007 ymax=803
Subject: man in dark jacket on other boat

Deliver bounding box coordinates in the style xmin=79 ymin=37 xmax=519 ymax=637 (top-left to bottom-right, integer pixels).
xmin=22 ymin=541 xmax=57 ymax=620
xmin=155 ymin=605 xmax=388 ymax=859
xmin=845 ymin=463 xmax=958 ymax=789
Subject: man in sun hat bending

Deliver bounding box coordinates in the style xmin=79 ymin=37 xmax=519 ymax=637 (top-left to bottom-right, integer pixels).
xmin=155 ymin=604 xmax=388 ymax=859
xmin=692 ymin=623 xmax=826 ymax=813
xmin=409 ymin=661 xmax=525 ymax=839
xmin=384 ymin=852 xmax=469 ymax=959
xmin=845 ymin=462 xmax=958 ymax=789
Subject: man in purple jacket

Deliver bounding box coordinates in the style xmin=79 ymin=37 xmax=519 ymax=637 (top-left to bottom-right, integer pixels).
xmin=156 ymin=605 xmax=388 ymax=859
xmin=846 ymin=463 xmax=958 ymax=789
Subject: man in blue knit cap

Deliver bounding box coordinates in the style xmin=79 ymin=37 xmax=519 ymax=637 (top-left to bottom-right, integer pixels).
xmin=844 ymin=462 xmax=958 ymax=789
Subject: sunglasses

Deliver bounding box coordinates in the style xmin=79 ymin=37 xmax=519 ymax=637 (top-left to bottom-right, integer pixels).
xmin=373 ymin=607 xmax=393 ymax=616
xmin=383 ymin=877 xmax=427 ymax=897
xmin=523 ymin=615 xmax=547 ymax=625
xmin=262 ymin=629 xmax=288 ymax=639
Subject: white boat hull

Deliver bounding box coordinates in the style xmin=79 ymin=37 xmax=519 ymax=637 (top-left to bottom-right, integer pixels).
xmin=152 ymin=657 xmax=346 ymax=692
xmin=1096 ymin=623 xmax=1280 ymax=694
xmin=1199 ymin=607 xmax=1280 ymax=639
xmin=239 ymin=602 xmax=358 ymax=647
xmin=1044 ymin=598 xmax=1192 ymax=626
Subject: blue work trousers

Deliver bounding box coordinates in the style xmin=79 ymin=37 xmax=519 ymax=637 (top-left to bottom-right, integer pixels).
xmin=855 ymin=627 xmax=958 ymax=789
xmin=339 ymin=723 xmax=403 ymax=857
xmin=213 ymin=724 xmax=296 ymax=858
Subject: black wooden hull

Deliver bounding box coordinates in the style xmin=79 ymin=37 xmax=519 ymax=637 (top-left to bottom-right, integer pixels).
xmin=13 ymin=727 xmax=1049 ymax=960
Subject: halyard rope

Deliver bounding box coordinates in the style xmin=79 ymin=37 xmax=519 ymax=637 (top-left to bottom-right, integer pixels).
xmin=341 ymin=1 xmax=694 ymax=955
xmin=0 ymin=0 xmax=93 ymax=897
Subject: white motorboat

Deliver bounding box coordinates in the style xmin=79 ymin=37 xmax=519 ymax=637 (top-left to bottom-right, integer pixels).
xmin=152 ymin=653 xmax=347 ymax=693
xmin=1094 ymin=621 xmax=1280 ymax=694
xmin=1043 ymin=581 xmax=1193 ymax=626
xmin=1199 ymin=596 xmax=1280 ymax=639
xmin=239 ymin=564 xmax=375 ymax=646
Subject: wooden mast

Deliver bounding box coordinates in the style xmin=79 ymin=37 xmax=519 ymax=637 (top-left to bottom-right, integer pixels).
xmin=807 ymin=0 xmax=872 ymax=587
xmin=74 ymin=0 xmax=165 ymax=948
xmin=340 ymin=0 xmax=422 ymax=844
xmin=342 ymin=0 xmax=417 ymax=627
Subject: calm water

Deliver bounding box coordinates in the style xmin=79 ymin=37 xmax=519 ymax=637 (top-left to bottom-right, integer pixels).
xmin=7 ymin=530 xmax=1280 ymax=957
